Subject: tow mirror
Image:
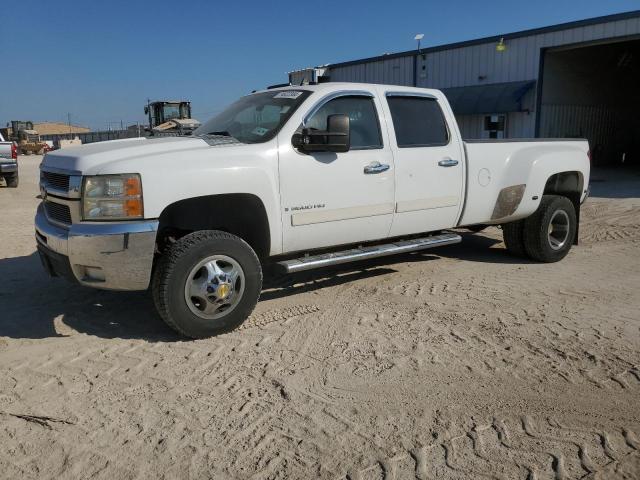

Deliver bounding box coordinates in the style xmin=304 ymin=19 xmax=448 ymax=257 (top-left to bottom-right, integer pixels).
xmin=292 ymin=114 xmax=350 ymax=153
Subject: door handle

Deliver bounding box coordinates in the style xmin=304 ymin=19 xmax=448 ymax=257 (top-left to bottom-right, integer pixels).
xmin=438 ymin=158 xmax=459 ymax=167
xmin=364 ymin=162 xmax=390 ymax=174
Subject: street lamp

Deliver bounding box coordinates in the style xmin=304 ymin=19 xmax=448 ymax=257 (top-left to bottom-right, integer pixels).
xmin=414 ymin=33 xmax=424 ymax=52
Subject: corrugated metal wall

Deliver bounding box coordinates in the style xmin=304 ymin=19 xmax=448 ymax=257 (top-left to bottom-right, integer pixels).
xmin=329 ymin=16 xmax=640 ymax=88
xmin=454 ymin=112 xmax=535 ymax=139
xmin=319 ymin=15 xmax=640 ymax=139
xmin=539 ymin=104 xmax=616 ymax=140
xmin=538 ymin=104 xmax=633 ymax=165
xmin=452 ymin=84 xmax=537 ymax=138
xmin=329 ymin=56 xmax=415 ymax=85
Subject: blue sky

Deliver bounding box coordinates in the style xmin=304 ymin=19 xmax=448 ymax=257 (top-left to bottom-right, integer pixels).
xmin=1 ymin=0 xmax=638 ymax=130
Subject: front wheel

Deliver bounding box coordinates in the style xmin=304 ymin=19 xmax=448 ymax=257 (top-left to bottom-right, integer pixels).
xmin=152 ymin=230 xmax=263 ymax=338
xmin=523 ymin=195 xmax=576 ymax=262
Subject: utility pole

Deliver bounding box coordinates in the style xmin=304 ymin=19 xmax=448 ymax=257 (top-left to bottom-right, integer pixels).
xmin=67 ymin=113 xmax=72 ymax=139
xmin=413 ymin=34 xmax=425 ymax=87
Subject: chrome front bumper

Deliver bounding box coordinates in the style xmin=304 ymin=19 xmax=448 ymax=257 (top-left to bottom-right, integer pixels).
xmin=35 ymin=204 xmax=158 ymax=291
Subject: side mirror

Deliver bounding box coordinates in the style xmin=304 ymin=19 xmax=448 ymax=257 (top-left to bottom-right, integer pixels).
xmin=292 ymin=113 xmax=350 ymax=153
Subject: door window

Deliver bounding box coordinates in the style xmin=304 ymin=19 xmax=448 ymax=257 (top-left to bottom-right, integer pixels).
xmin=387 ymin=96 xmax=449 ymax=147
xmin=306 ymin=96 xmax=383 ymax=150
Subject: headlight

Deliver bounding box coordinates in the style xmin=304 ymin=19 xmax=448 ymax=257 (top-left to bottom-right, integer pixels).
xmin=82 ymin=174 xmax=143 ymax=220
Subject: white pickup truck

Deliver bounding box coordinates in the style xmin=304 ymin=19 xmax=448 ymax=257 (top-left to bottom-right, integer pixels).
xmin=0 ymin=133 xmax=18 ymax=187
xmin=36 ymin=83 xmax=590 ymax=338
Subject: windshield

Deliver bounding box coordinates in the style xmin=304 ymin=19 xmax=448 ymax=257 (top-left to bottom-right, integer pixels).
xmin=162 ymin=104 xmax=181 ymax=120
xmin=194 ymin=90 xmax=311 ymax=144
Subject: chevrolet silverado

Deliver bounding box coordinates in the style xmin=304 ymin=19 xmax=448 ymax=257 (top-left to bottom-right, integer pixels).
xmin=36 ymin=83 xmax=590 ymax=338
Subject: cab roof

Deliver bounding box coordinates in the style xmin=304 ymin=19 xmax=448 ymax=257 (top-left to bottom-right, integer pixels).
xmin=255 ymin=82 xmax=443 ymax=97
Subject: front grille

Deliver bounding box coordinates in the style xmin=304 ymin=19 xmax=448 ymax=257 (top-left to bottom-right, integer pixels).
xmin=42 ymin=171 xmax=70 ymax=191
xmin=44 ymin=201 xmax=72 ymax=225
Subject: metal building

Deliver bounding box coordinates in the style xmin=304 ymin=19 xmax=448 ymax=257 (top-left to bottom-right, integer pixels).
xmin=288 ymin=11 xmax=640 ymax=166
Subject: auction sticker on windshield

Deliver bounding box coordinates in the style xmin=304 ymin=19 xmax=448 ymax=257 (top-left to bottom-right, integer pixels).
xmin=252 ymin=127 xmax=269 ymax=136
xmin=274 ymin=91 xmax=303 ymax=99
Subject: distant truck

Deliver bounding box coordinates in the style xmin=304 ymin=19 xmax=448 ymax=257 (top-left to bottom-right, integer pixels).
xmin=0 ymin=132 xmax=18 ymax=187
xmin=37 ymin=83 xmax=590 ymax=338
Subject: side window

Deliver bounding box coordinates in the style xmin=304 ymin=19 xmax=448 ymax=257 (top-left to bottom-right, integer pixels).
xmin=387 ymin=96 xmax=449 ymax=147
xmin=306 ymin=96 xmax=382 ymax=150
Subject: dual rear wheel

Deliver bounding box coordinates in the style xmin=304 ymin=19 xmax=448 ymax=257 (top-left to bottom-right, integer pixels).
xmin=503 ymin=195 xmax=577 ymax=262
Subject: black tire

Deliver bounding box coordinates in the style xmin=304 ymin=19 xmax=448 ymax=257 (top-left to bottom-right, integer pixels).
xmin=523 ymin=195 xmax=576 ymax=263
xmin=152 ymin=230 xmax=263 ymax=338
xmin=502 ymin=220 xmax=526 ymax=257
xmin=6 ymin=173 xmax=18 ymax=188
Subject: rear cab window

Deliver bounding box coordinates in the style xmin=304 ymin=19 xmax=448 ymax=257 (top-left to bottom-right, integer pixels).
xmin=386 ymin=95 xmax=450 ymax=147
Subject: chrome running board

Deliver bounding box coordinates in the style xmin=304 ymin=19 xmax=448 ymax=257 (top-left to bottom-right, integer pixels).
xmin=276 ymin=233 xmax=461 ymax=273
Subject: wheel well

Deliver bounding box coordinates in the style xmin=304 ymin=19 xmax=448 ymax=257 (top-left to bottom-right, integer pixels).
xmin=157 ymin=194 xmax=270 ymax=258
xmin=543 ymin=171 xmax=583 ymax=245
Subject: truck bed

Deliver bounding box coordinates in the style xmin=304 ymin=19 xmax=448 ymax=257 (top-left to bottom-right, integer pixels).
xmin=459 ymin=138 xmax=590 ymax=226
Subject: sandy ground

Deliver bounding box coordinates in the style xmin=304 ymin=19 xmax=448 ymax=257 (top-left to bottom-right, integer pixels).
xmin=1 ymin=155 xmax=639 ymax=479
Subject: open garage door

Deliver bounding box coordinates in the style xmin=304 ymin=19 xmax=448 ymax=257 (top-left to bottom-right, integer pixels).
xmin=538 ymin=39 xmax=640 ymax=167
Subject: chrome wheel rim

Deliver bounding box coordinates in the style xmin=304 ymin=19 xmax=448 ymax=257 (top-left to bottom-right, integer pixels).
xmin=184 ymin=255 xmax=245 ymax=320
xmin=547 ymin=210 xmax=570 ymax=251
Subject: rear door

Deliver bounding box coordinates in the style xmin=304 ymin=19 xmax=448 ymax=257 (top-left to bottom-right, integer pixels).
xmin=380 ymin=90 xmax=465 ymax=237
xmin=278 ymin=91 xmax=395 ymax=253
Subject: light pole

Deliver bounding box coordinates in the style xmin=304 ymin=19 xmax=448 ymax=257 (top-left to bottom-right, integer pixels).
xmin=414 ymin=33 xmax=424 ymax=53
xmin=413 ymin=34 xmax=425 ymax=87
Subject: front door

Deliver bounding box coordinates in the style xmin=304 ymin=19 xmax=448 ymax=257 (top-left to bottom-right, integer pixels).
xmin=279 ymin=92 xmax=395 ymax=253
xmin=380 ymin=91 xmax=465 ymax=237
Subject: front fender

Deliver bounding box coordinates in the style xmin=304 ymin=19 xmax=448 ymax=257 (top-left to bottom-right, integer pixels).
xmin=96 ymin=144 xmax=283 ymax=255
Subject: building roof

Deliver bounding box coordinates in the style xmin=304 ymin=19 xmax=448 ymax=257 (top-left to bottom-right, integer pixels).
xmin=441 ymin=80 xmax=535 ymax=115
xmin=33 ymin=122 xmax=90 ymax=135
xmin=326 ymin=10 xmax=640 ymax=69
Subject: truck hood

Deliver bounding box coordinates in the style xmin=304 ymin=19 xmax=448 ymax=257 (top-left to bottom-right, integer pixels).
xmin=41 ymin=136 xmax=213 ymax=174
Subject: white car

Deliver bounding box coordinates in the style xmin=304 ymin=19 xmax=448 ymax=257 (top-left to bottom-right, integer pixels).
xmin=36 ymin=83 xmax=590 ymax=338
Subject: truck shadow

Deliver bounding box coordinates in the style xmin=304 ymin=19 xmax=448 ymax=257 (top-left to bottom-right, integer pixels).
xmin=0 ymin=252 xmax=405 ymax=340
xmin=0 ymin=237 xmax=526 ymax=341
xmin=261 ymin=259 xmax=419 ymax=301
xmin=437 ymin=231 xmax=535 ymax=264
xmin=0 ymin=252 xmax=175 ymax=341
